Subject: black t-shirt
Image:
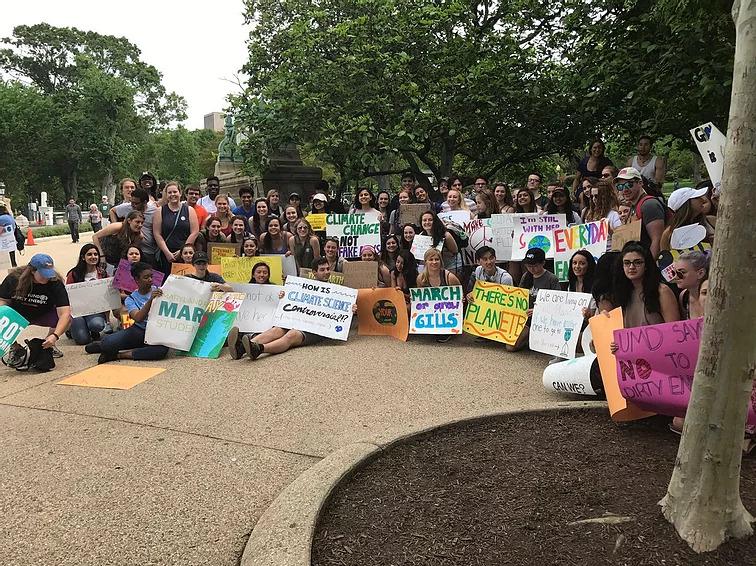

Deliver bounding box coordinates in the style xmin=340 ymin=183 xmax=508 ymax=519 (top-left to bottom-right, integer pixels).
xmin=0 ymin=274 xmax=70 ymax=321
xmin=187 ymin=272 xmax=226 ymax=284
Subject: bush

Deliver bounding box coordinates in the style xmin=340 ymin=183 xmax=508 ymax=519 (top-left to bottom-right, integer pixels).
xmin=30 ymin=223 xmax=93 ymax=238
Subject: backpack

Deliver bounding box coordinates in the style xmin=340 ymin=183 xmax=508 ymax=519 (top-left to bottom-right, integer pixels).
xmin=2 ymin=338 xmax=55 ymax=372
xmin=14 ymin=226 xmax=25 ymax=251
xmin=634 ymin=195 xmax=673 ymax=226
xmin=444 ymin=221 xmax=469 ymax=252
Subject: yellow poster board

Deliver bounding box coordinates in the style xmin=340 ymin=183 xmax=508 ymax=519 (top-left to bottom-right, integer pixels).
xmin=221 ymin=256 xmax=284 ymax=284
xmin=207 ymin=242 xmax=241 ymax=265
xmin=463 ymin=281 xmax=529 ymax=345
xmin=307 ymin=213 xmax=327 ymax=231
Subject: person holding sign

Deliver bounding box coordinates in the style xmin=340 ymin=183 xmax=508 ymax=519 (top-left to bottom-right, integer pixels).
xmin=359 ymin=246 xmax=391 ymax=287
xmin=65 ymin=245 xmax=109 ymax=345
xmin=289 ymin=218 xmax=321 ymax=272
xmin=239 ymin=258 xmax=357 ymax=360
xmin=387 ymin=189 xmax=413 ymax=235
xmin=472 ymin=189 xmax=500 ymax=220
xmin=416 ymin=248 xmax=462 ymax=343
xmin=615 ymin=167 xmax=666 ymax=259
xmin=467 ymin=246 xmax=513 ymax=299
xmin=419 ymin=211 xmax=459 ymax=272
xmin=0 ymin=254 xmax=71 ymax=360
xmin=86 ymin=262 xmax=168 ymax=364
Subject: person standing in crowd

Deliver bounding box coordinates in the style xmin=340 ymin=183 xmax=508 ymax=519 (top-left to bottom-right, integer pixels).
xmin=308 ymin=193 xmax=329 ymax=218
xmin=0 ymin=254 xmax=71 ymax=362
xmin=287 ymin=192 xmax=304 ymax=216
xmin=92 ymin=210 xmax=144 ymax=274
xmin=493 ymin=182 xmax=515 ymax=213
xmin=233 ymin=187 xmax=256 ymax=221
xmin=109 ymin=179 xmax=137 ymax=222
xmin=194 ymin=216 xmax=226 ymax=252
xmin=65 ymin=198 xmax=82 ymax=243
xmin=322 ymin=237 xmax=345 ymax=272
xmin=267 ymin=189 xmax=283 ymax=218
xmin=380 ymin=233 xmax=401 ymax=272
xmin=153 ymin=182 xmax=200 ymax=276
xmin=514 ymin=188 xmax=538 ymax=214
xmin=582 ymin=179 xmax=622 ymax=248
xmin=614 ymin=167 xmax=666 ymax=259
xmin=573 ymin=139 xmax=614 ymax=195
xmin=473 ymin=176 xmax=488 ymax=194
xmin=213 ymin=195 xmax=234 ymax=237
xmin=227 ymin=215 xmax=251 ymax=244
xmin=506 ymin=247 xmax=562 ymax=352
xmin=238 ymin=258 xmax=356 ymax=360
xmin=111 ymin=188 xmax=159 ymax=266
xmin=388 ymin=189 xmax=414 ymax=235
xmin=0 ymin=205 xmax=19 ymax=267
xmin=526 ymin=172 xmax=544 ymax=207
xmin=660 ymin=186 xmax=714 ymax=251
xmin=65 ymin=244 xmax=108 ymax=345
xmin=544 ymin=187 xmax=581 ymax=225
xmin=88 ymin=204 xmax=102 ymax=233
xmin=413 ymin=185 xmax=441 ymax=213
xmin=85 ymin=262 xmax=168 ymax=364
xmin=98 ymin=195 xmax=111 ymax=227
xmin=289 ymin=218 xmax=320 ymax=271
xmin=282 ymin=205 xmax=304 ymax=234
xmin=376 ymin=190 xmax=391 ymax=236
xmin=391 ymin=249 xmax=419 ymax=306
xmin=473 ymin=189 xmax=500 ymax=219
xmin=431 ymin=177 xmax=448 ymax=203
xmin=440 ymin=186 xmax=471 ymax=214
xmin=251 ymin=198 xmax=271 ymax=238
xmin=185 ymin=185 xmax=209 ymax=229
xmin=198 ymin=176 xmax=236 ymax=214
xmin=259 ymin=217 xmax=290 ymax=255
xmin=627 ymin=135 xmax=666 ymax=188
xmin=673 ymin=251 xmax=709 ymax=320
xmin=350 ymin=188 xmax=381 ymax=215
xmin=138 ymin=172 xmax=159 ymax=201
xmin=388 ymin=171 xmax=417 ymax=215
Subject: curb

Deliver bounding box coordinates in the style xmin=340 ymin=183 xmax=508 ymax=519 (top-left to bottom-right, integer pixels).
xmin=240 ymin=400 xmax=608 ymax=566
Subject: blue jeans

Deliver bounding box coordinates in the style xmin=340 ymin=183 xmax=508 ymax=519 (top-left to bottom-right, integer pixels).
xmin=70 ymin=314 xmax=107 ymax=345
xmin=100 ymin=325 xmax=168 ymax=361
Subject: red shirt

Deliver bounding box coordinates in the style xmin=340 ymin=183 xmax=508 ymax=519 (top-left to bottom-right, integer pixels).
xmin=190 ymin=203 xmax=209 ymax=229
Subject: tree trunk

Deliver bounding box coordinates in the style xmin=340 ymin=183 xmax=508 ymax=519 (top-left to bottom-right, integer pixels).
xmin=692 ymin=158 xmax=702 ymax=184
xmin=438 ymin=134 xmax=456 ymax=180
xmin=63 ymin=169 xmax=79 ymax=202
xmin=659 ymin=0 xmax=755 ymax=552
xmin=101 ymin=169 xmax=116 ymax=204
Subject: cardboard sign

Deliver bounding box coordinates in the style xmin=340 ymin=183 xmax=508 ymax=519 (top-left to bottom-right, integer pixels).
xmin=511 ymin=214 xmax=566 ymax=260
xmin=186 ymin=292 xmax=246 ymax=358
xmin=542 ymin=326 xmax=597 ymax=396
xmin=299 ymin=268 xmax=345 ymax=285
xmin=57 ymin=365 xmax=165 ymax=390
xmin=307 ymin=213 xmax=327 ymax=231
xmin=409 ymin=286 xmax=463 ymax=335
xmin=529 ymin=289 xmax=593 ymax=359
xmin=342 ymin=261 xmax=378 ymax=289
xmin=611 ymin=221 xmax=641 ymax=251
xmin=489 ymin=213 xmax=518 ymax=261
xmin=588 ymin=308 xmax=655 ymax=421
xmin=398 ymin=203 xmax=431 ymax=227
xmin=171 ymin=262 xmax=221 ymax=277
xmin=145 ymin=275 xmax=213 ymax=351
xmin=207 ymin=242 xmax=241 ymax=265
xmin=438 ymin=210 xmax=471 ymax=226
xmin=356 ymin=287 xmax=409 ymax=341
xmin=230 ymin=283 xmax=284 ymax=333
xmin=462 ymin=218 xmax=493 ymax=265
xmin=326 ymin=213 xmax=381 ymax=258
xmin=463 ymin=281 xmax=528 ymax=344
xmin=66 ymin=278 xmax=123 ymax=318
xmin=553 ymin=220 xmax=609 ymax=282
xmin=273 ymin=276 xmax=357 ymax=341
xmin=221 ymin=255 xmax=284 ymax=285
xmin=0 ymin=306 xmax=29 ymax=356
xmin=113 ymin=259 xmax=164 ymax=292
xmin=0 ymin=226 xmax=17 ymax=253
xmin=410 ymin=234 xmax=443 ymax=262
xmin=690 ymin=122 xmax=726 ymax=191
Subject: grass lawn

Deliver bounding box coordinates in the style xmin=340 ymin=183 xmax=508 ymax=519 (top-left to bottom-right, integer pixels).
xmin=661 ymin=178 xmax=693 ymax=197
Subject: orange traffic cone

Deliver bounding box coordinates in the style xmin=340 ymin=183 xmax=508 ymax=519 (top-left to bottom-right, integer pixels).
xmin=26 ymin=228 xmax=36 ymax=246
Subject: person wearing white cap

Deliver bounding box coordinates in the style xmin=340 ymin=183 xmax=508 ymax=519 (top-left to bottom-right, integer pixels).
xmin=614 ymin=166 xmax=666 ymax=258
xmin=660 ymin=187 xmax=713 ymax=252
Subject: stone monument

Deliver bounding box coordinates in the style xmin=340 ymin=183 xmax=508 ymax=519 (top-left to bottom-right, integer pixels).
xmin=210 ymin=114 xmax=322 ymax=202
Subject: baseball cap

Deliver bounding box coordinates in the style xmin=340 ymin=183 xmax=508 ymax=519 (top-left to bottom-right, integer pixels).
xmin=29 ymin=254 xmax=57 ymax=278
xmin=312 ymin=193 xmax=328 ymax=202
xmin=668 ymin=187 xmax=709 ymax=212
xmin=289 ymin=192 xmax=301 ymax=201
xmin=192 ymin=252 xmax=209 ymax=265
xmin=523 ymin=248 xmax=546 ymax=264
xmin=615 ymin=167 xmax=642 ymax=181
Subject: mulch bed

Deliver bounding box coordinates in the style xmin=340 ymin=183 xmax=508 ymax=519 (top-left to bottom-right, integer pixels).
xmin=312 ymin=409 xmax=756 ymax=566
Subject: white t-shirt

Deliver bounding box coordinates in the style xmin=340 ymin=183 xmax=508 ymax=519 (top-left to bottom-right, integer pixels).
xmin=198 ymin=195 xmax=236 ymax=214
xmin=471 ymin=265 xmax=514 ymax=287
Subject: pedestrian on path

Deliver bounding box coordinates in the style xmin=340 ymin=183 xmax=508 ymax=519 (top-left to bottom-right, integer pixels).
xmin=65 ymin=198 xmax=82 ymax=243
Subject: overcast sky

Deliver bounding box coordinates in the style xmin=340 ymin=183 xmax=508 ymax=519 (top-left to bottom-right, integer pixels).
xmin=2 ymin=0 xmax=250 ymax=129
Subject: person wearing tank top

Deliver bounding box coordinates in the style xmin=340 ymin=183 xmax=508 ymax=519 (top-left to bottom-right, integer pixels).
xmin=415 ymin=247 xmax=462 ymax=343
xmin=627 ymin=135 xmax=666 ymax=186
xmin=153 ymin=183 xmax=200 ymax=277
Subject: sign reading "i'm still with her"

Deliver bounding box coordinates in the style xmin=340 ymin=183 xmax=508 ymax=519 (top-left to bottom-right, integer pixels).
xmin=326 ymin=213 xmax=381 ymax=258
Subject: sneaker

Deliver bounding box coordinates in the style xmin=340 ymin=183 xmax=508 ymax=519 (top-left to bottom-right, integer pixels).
xmin=2 ymin=345 xmax=28 ymax=369
xmin=97 ymin=351 xmax=118 ymax=364
xmin=241 ymin=335 xmax=264 ymax=360
xmin=227 ymin=327 xmax=243 ymax=360
xmin=102 ymin=323 xmax=114 ymax=335
xmin=51 ymin=344 xmax=64 ymax=358
xmin=436 ymin=335 xmax=453 ymax=343
xmin=85 ymin=341 xmax=102 ymax=354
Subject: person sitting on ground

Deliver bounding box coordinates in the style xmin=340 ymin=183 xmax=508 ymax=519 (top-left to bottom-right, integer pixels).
xmin=506 ymin=247 xmax=562 ymax=352
xmin=391 ymin=249 xmax=419 ymax=306
xmin=567 ymin=250 xmax=596 ymax=295
xmin=0 ymin=254 xmax=71 ymax=362
xmin=250 ymin=262 xmax=273 ymax=285
xmin=467 ymin=246 xmax=513 ymax=301
xmin=236 ymin=258 xmax=357 ymax=360
xmin=86 ymin=262 xmax=168 ymax=364
xmin=416 ymin=248 xmax=462 ymax=343
xmin=65 ymin=244 xmax=109 ymax=345
xmin=179 ymin=244 xmax=195 ymax=264
xmin=186 ymin=252 xmax=232 ymax=291
xmin=322 ymin=237 xmax=345 ymax=272
xmin=225 ymin=261 xmax=275 ymax=360
xmin=673 ymin=251 xmax=709 ymax=320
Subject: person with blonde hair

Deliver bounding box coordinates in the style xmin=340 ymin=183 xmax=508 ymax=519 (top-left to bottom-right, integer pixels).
xmin=416 ymin=248 xmax=462 ymax=343
xmin=288 ymin=218 xmax=321 ymax=271
xmin=153 ymin=181 xmax=200 ymax=276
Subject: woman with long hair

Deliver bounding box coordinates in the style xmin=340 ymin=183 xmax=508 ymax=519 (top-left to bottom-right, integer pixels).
xmin=289 ymin=218 xmax=321 ymax=271
xmin=126 ymin=246 xmax=142 ymax=264
xmin=309 ymin=193 xmax=329 ymax=215
xmin=416 ymin=247 xmax=462 ymax=342
xmin=322 ymin=237 xmax=345 ymax=272
xmin=250 ymin=198 xmax=270 ymax=238
xmin=282 ymin=204 xmax=305 ymax=234
xmin=153 ymin=181 xmax=200 ymax=276
xmin=380 ymin=233 xmax=401 ymax=272
xmin=376 ymin=190 xmax=392 ymax=237
xmin=359 ymin=245 xmax=392 ymax=287
xmin=179 ymin=244 xmax=195 ymax=264
xmin=195 ymin=216 xmax=225 ymax=252
xmin=214 ymin=194 xmax=234 ymax=237
xmin=473 ymin=189 xmax=500 ymax=219
xmin=65 ymin=244 xmax=109 ymax=345
xmin=400 ymin=223 xmax=417 ymax=251
xmin=544 ymin=187 xmax=581 ymax=225
xmin=419 ymin=210 xmax=459 ymax=276
xmin=349 ymin=187 xmax=380 ymax=215
xmin=493 ymin=182 xmax=515 ymax=213
xmin=241 ymin=236 xmax=260 ymax=257
xmin=440 ymin=188 xmax=470 ymax=213
xmin=673 ymin=251 xmax=709 ymax=320
xmin=660 ymin=187 xmax=713 ymax=251
xmin=226 ymin=215 xmax=251 ymax=244
xmin=388 ymin=189 xmax=414 ymax=234
xmin=259 ymin=217 xmax=290 ymax=255
xmin=567 ymin=250 xmax=596 ymax=294
xmin=391 ymin=249 xmax=418 ymax=305
xmin=583 ymin=178 xmax=622 ymax=249
xmin=514 ymin=188 xmax=537 ymax=213
xmin=92 ymin=210 xmax=144 ymax=273
xmin=250 ymin=262 xmax=272 ymax=285
xmin=574 ymin=138 xmax=614 ymax=194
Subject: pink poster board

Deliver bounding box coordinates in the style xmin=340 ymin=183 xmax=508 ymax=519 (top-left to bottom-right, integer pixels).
xmin=613 ymin=318 xmax=756 ymax=426
xmin=112 ymin=259 xmax=164 ymax=293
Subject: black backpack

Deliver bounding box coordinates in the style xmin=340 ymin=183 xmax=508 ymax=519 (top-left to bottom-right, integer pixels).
xmin=6 ymin=338 xmax=56 ymax=372
xmin=14 ymin=226 xmax=25 ymax=251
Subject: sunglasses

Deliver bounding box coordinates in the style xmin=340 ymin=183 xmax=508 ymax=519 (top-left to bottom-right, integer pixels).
xmin=615 ymin=181 xmax=635 ymax=191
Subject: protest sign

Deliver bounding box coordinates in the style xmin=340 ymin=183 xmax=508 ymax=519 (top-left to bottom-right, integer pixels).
xmin=356 ymin=287 xmax=409 ymax=341
xmin=0 ymin=306 xmax=29 ymax=356
xmin=463 ymin=281 xmax=528 ymax=344
xmin=611 ymin=220 xmax=641 ymax=251
xmin=462 ymin=218 xmax=492 ymax=265
xmin=0 ymin=225 xmax=17 ymax=253
xmin=231 ymin=283 xmax=284 ymax=333
xmin=145 ymin=275 xmax=213 ymax=351
xmin=307 ymin=213 xmax=327 ymax=231
xmin=399 ymin=203 xmax=431 ymax=227
xmin=542 ymin=326 xmax=597 ymax=396
xmin=342 ymin=261 xmax=378 ymax=289
xmin=670 ymin=224 xmax=706 ymax=249
xmin=438 ymin=210 xmax=471 ymax=226
xmin=410 ymin=286 xmax=463 ymax=335
xmin=66 ymin=278 xmax=122 ymax=318
xmin=271 ymin=254 xmax=297 ymax=279
xmin=222 ymin=255 xmax=284 ymax=284
xmin=187 ymin=292 xmax=246 ymax=358
xmin=113 ymin=259 xmax=164 ymax=292
xmin=410 ymin=235 xmax=443 ymax=262
xmin=207 ymin=242 xmax=240 ymax=265
xmin=273 ymin=276 xmax=357 ymax=341
xmin=489 ymin=214 xmax=518 ymax=261
xmin=588 ymin=308 xmax=655 ymax=421
xmin=511 ymin=214 xmax=566 ymax=260
xmin=326 ymin=213 xmax=380 ymax=258
xmin=657 ymin=241 xmax=712 ymax=282
xmin=529 ymin=289 xmax=592 ymax=359
xmin=690 ymin=122 xmax=726 ymax=191
xmin=299 ymin=268 xmax=345 ymax=285
xmin=553 ymin=220 xmax=609 ymax=282
xmin=171 ymin=262 xmax=221 ymax=277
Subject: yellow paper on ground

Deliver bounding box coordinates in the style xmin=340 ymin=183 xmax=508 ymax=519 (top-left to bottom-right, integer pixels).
xmin=588 ymin=308 xmax=655 ymax=422
xmin=57 ymin=366 xmax=166 ymax=390
xmin=307 ymin=213 xmax=327 ymax=231
xmin=221 ymin=256 xmax=283 ymax=284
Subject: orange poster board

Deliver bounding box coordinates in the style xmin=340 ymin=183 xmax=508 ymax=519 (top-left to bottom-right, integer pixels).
xmin=171 ymin=263 xmax=222 ymax=277
xmin=588 ymin=308 xmax=655 ymax=422
xmin=356 ymin=288 xmax=409 ymax=342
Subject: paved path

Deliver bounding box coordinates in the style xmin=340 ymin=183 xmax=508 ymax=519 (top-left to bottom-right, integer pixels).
xmin=0 ymin=236 xmax=581 ymax=565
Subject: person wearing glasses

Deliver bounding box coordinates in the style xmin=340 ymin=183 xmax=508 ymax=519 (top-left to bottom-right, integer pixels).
xmin=614 ymin=167 xmax=666 ymax=259
xmin=473 ymin=176 xmax=488 ymax=194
